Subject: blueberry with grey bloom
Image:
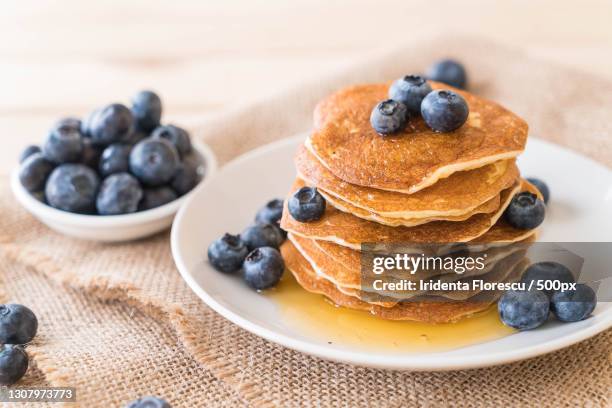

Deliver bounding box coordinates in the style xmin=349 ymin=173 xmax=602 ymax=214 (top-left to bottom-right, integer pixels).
xmin=121 ymin=129 xmax=147 ymax=146
xmin=131 ymin=90 xmax=162 ymax=133
xmin=241 ymin=223 xmax=284 ymax=251
xmin=96 ymin=173 xmax=143 ymax=215
xmin=421 ymin=90 xmax=469 ymax=132
xmin=45 ymin=164 xmax=100 ymax=214
xmin=19 ymin=145 xmax=41 ymax=164
xmin=0 ymin=304 xmax=38 ymax=344
xmin=504 ymin=192 xmax=545 ymax=230
xmin=80 ymin=108 xmax=101 ymax=138
xmin=498 ymin=289 xmax=550 ymax=330
xmin=42 ymin=125 xmax=83 ymax=164
xmin=521 ymin=262 xmax=574 ymax=297
xmin=151 ymin=124 xmax=192 ymax=158
xmin=389 ymin=75 xmax=432 ymax=114
xmin=19 ymin=153 xmax=54 ymax=192
xmin=126 ymin=396 xmax=171 ymax=408
xmin=81 ymin=138 xmax=103 ymax=169
xmin=171 ymin=154 xmax=201 ymax=196
xmin=138 ymin=187 xmax=178 ymax=211
xmin=255 ymin=199 xmax=284 ymax=225
xmin=426 ymin=59 xmax=467 ymax=89
xmin=288 ymin=186 xmax=326 ymax=222
xmin=0 ymin=345 xmax=28 ymax=385
xmin=99 ymin=143 xmax=132 ymax=177
xmin=526 ymin=177 xmax=550 ymax=204
xmin=129 ymin=139 xmax=180 ymax=186
xmin=370 ymin=99 xmax=408 ymax=135
xmin=208 ymin=233 xmax=249 ymax=273
xmin=243 ymin=247 xmax=284 ymax=290
xmin=53 ymin=117 xmax=82 ymax=133
xmin=90 ymin=103 xmax=134 ymax=146
xmin=551 ymin=284 xmax=596 ymax=322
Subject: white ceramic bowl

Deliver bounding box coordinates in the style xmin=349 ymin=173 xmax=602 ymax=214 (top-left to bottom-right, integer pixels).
xmin=11 ymin=141 xmax=217 ymax=242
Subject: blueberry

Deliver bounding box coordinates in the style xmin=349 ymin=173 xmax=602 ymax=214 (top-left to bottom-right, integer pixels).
xmin=81 ymin=138 xmax=103 ymax=169
xmin=504 ymin=192 xmax=546 ymax=230
xmin=99 ymin=143 xmax=132 ymax=177
xmin=208 ymin=233 xmax=249 ymax=273
xmin=45 ymin=164 xmax=100 ymax=214
xmin=421 ymin=90 xmax=469 ymax=132
xmin=19 ymin=153 xmax=54 ymax=192
xmin=255 ymin=199 xmax=284 ymax=225
xmin=0 ymin=304 xmax=38 ymax=344
xmin=131 ymin=90 xmax=162 ymax=133
xmin=96 ymin=173 xmax=143 ymax=215
xmin=426 ymin=59 xmax=467 ymax=89
xmin=81 ymin=108 xmax=101 ymax=138
xmin=121 ymin=128 xmax=147 ymax=146
xmin=521 ymin=262 xmax=575 ymax=297
xmin=19 ymin=145 xmax=41 ymax=164
xmin=370 ymin=99 xmax=408 ymax=135
xmin=151 ymin=125 xmax=192 ymax=158
xmin=126 ymin=396 xmax=171 ymax=408
xmin=526 ymin=177 xmax=550 ymax=204
xmin=138 ymin=187 xmax=178 ymax=211
xmin=551 ymin=284 xmax=596 ymax=322
xmin=129 ymin=139 xmax=180 ymax=186
xmin=90 ymin=104 xmax=134 ymax=146
xmin=0 ymin=345 xmax=28 ymax=385
xmin=54 ymin=117 xmax=82 ymax=132
xmin=288 ymin=187 xmax=326 ymax=222
xmin=42 ymin=125 xmax=83 ymax=164
xmin=170 ymin=153 xmax=202 ymax=195
xmin=388 ymin=75 xmax=432 ymax=114
xmin=243 ymin=247 xmax=284 ymax=290
xmin=498 ymin=289 xmax=550 ymax=330
xmin=242 ymin=223 xmax=284 ymax=251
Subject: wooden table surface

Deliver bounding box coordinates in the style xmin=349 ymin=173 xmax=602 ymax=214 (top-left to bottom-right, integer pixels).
xmin=2 ymin=0 xmax=611 ymax=173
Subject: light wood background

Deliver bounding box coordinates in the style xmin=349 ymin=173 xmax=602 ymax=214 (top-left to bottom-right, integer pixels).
xmin=2 ymin=0 xmax=611 ymax=173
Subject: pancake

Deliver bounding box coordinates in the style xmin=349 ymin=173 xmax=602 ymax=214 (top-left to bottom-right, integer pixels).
xmin=280 ymin=178 xmax=522 ymax=250
xmin=307 ymin=81 xmax=528 ymax=193
xmin=296 ymin=144 xmax=519 ymax=219
xmin=281 ymin=240 xmax=498 ymax=323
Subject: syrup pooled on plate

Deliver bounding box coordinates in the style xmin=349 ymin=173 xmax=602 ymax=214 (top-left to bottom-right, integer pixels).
xmin=266 ymin=273 xmax=515 ymax=353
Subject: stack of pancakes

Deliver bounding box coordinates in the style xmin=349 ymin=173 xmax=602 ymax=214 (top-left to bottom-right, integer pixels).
xmin=280 ymin=81 xmax=542 ymax=323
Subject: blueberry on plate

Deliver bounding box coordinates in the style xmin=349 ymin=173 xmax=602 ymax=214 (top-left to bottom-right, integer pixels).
xmin=0 ymin=345 xmax=28 ymax=385
xmin=0 ymin=304 xmax=38 ymax=344
xmin=255 ymin=199 xmax=284 ymax=225
xmin=129 ymin=138 xmax=180 ymax=186
xmin=121 ymin=128 xmax=147 ymax=146
xmin=498 ymin=289 xmax=550 ymax=330
xmin=80 ymin=108 xmax=101 ymax=138
xmin=19 ymin=145 xmax=41 ymax=164
xmin=96 ymin=173 xmax=143 ymax=215
xmin=521 ymin=262 xmax=574 ymax=297
xmin=138 ymin=187 xmax=178 ymax=211
xmin=288 ymin=187 xmax=326 ymax=222
xmin=421 ymin=89 xmax=469 ymax=132
xmin=551 ymin=284 xmax=597 ymax=322
xmin=131 ymin=90 xmax=162 ymax=133
xmin=170 ymin=153 xmax=202 ymax=196
xmin=370 ymin=99 xmax=409 ymax=135
xmin=242 ymin=223 xmax=284 ymax=251
xmin=126 ymin=396 xmax=171 ymax=408
xmin=208 ymin=233 xmax=249 ymax=273
xmin=426 ymin=59 xmax=467 ymax=89
xmin=243 ymin=247 xmax=285 ymax=290
xmin=388 ymin=75 xmax=432 ymax=114
xmin=526 ymin=177 xmax=550 ymax=204
xmin=42 ymin=125 xmax=83 ymax=164
xmin=54 ymin=117 xmax=82 ymax=133
xmin=19 ymin=153 xmax=55 ymax=192
xmin=90 ymin=103 xmax=134 ymax=146
xmin=45 ymin=164 xmax=100 ymax=214
xmin=99 ymin=143 xmax=132 ymax=177
xmin=504 ymin=192 xmax=546 ymax=230
xmin=81 ymin=138 xmax=103 ymax=169
xmin=151 ymin=125 xmax=192 ymax=158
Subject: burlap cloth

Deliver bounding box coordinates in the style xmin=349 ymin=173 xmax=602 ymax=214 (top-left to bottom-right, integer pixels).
xmin=0 ymin=36 xmax=610 ymax=407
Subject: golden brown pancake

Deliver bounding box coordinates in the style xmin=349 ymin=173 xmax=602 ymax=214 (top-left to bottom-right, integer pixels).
xmin=280 ymin=178 xmax=522 ymax=249
xmin=308 ymin=81 xmax=528 ymax=193
xmin=296 ymin=144 xmax=519 ymax=220
xmin=281 ymin=240 xmax=499 ymax=323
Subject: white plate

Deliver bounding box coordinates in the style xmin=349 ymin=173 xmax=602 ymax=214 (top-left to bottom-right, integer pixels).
xmin=171 ymin=135 xmax=612 ymax=370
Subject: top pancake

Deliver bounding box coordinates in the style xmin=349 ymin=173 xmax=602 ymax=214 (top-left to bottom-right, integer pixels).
xmin=308 ymin=81 xmax=528 ymax=193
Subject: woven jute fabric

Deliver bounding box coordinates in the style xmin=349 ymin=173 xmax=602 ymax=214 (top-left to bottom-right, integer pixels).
xmin=0 ymin=36 xmax=611 ymax=407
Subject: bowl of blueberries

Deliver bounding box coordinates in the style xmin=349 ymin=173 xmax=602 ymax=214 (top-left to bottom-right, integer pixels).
xmin=11 ymin=90 xmax=217 ymax=242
